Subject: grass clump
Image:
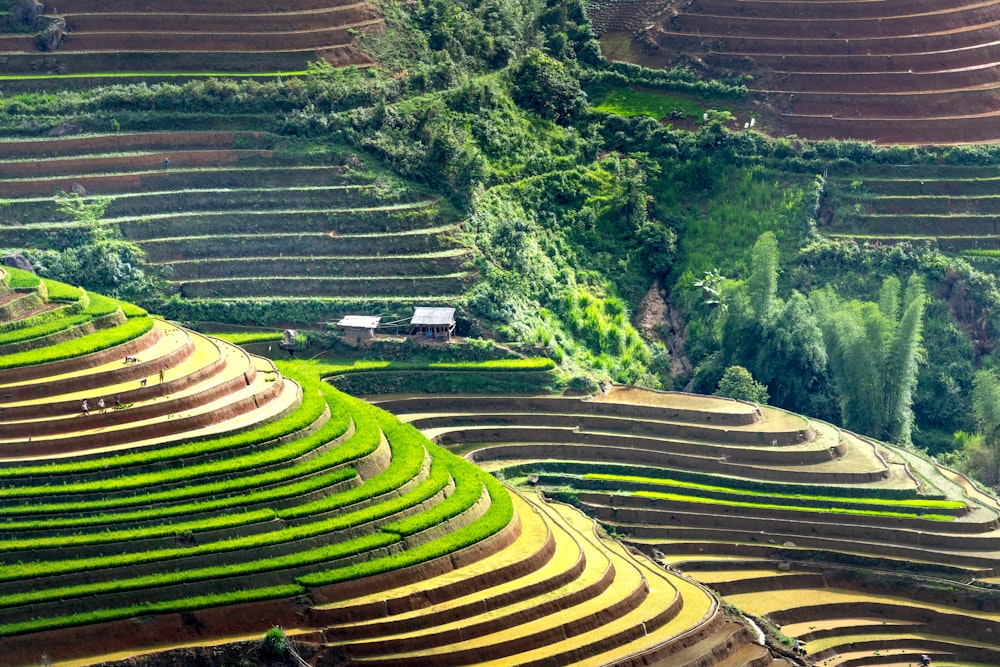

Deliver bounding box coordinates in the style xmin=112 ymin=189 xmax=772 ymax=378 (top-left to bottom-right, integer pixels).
xmin=595 ymin=87 xmax=704 ymax=121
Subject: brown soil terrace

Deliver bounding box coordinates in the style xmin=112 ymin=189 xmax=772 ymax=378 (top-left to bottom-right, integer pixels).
xmin=0 ymin=131 xmax=471 ymax=304
xmin=0 ymin=0 xmax=380 ymax=73
xmin=596 ymin=0 xmax=1000 ymax=143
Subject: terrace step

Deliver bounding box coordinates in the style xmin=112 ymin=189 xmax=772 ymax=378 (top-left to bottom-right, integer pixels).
xmin=820 ymin=165 xmax=1000 ymax=249
xmin=732 ymin=589 xmax=1000 ymax=665
xmin=323 ymin=495 xmax=618 ymax=659
xmin=0 ymin=131 xmax=270 ymax=158
xmin=116 ymin=201 xmax=444 ymax=239
xmin=0 ymin=0 xmax=381 ymax=74
xmin=309 ymin=490 xmax=557 ymax=622
xmin=620 ymin=0 xmax=1000 ymax=142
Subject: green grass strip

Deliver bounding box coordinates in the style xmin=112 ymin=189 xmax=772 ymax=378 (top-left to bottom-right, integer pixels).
xmin=0 ymin=313 xmax=91 ymax=346
xmin=0 ymin=460 xmax=453 ymax=610
xmin=0 ymin=315 xmax=152 ymax=370
xmin=0 ymin=467 xmax=354 ymax=532
xmin=595 ymin=86 xmax=704 ymax=121
xmin=209 ymin=331 xmax=285 ymax=345
xmin=0 ymin=584 xmax=305 ymax=638
xmin=0 ymin=433 xmax=359 ymax=511
xmin=0 ymin=487 xmax=400 ymax=582
xmin=317 ymin=357 xmax=556 ymax=376
xmin=82 ymin=292 xmax=121 ymax=317
xmin=502 ymin=461 xmax=940 ymax=501
xmin=42 ymin=279 xmax=84 ymax=302
xmin=382 ymin=440 xmax=484 ymax=536
xmin=277 ymin=397 xmax=421 ymax=520
xmin=0 ymin=365 xmax=334 ymax=480
xmin=0 ymin=303 xmax=74 ymax=334
xmin=120 ymin=301 xmax=148 ymax=318
xmin=297 ymin=472 xmax=514 ymax=586
xmin=0 ymin=456 xmax=450 ymax=607
xmin=586 ymin=473 xmax=966 ymax=510
xmin=0 ymin=508 xmax=276 ymax=552
xmin=632 ymin=490 xmax=954 ymax=521
xmin=3 ymin=267 xmax=40 ymax=290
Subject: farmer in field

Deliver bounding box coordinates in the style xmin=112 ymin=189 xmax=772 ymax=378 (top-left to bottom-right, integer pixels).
xmin=81 ymin=399 xmax=89 ymax=415
xmin=163 ymin=157 xmax=170 ymax=169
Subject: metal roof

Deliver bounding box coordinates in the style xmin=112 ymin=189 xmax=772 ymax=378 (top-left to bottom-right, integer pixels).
xmin=336 ymin=315 xmax=381 ymax=329
xmin=410 ymin=307 xmax=456 ymax=326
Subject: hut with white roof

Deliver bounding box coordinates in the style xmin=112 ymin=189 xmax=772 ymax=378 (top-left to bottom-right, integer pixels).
xmin=336 ymin=315 xmax=381 ymax=344
xmin=409 ymin=307 xmax=455 ymax=340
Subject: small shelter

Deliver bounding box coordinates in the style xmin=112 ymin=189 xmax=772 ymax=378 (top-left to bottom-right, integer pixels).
xmin=409 ymin=307 xmax=455 ymax=340
xmin=336 ymin=315 xmax=381 ymax=344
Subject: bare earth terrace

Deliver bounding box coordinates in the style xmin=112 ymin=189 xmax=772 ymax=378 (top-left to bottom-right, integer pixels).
xmin=0 ymin=0 xmax=381 ymax=75
xmin=594 ymin=0 xmax=1000 ymax=144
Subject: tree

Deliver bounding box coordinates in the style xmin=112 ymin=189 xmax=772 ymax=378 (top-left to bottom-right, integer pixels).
xmin=755 ymin=290 xmax=829 ymax=415
xmin=747 ymin=231 xmax=779 ymax=324
xmin=511 ymin=49 xmax=586 ymax=124
xmin=715 ymin=365 xmax=769 ymax=405
xmin=21 ymin=192 xmax=153 ymax=301
xmin=811 ymin=274 xmax=924 ymax=444
xmin=970 ymin=369 xmax=1000 ymax=488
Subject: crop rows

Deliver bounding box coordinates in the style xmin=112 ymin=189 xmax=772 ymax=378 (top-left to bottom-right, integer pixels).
xmin=372 ymin=386 xmax=1000 ymax=665
xmin=0 ymin=131 xmax=473 ymax=309
xmin=822 ymin=163 xmax=1000 ymax=252
xmin=0 ymin=0 xmax=381 ymax=76
xmin=0 ymin=286 xmax=753 ymax=666
xmin=609 ymin=0 xmax=1000 ymax=143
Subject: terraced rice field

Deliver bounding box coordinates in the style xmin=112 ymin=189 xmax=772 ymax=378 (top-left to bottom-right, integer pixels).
xmin=376 ymin=384 xmax=1000 ymax=666
xmin=0 ymin=275 xmax=772 ymax=666
xmin=0 ymin=0 xmax=379 ymax=77
xmin=0 ymin=131 xmax=472 ymax=312
xmin=593 ymin=0 xmax=1000 ymax=144
xmin=820 ymin=162 xmax=1000 ymax=265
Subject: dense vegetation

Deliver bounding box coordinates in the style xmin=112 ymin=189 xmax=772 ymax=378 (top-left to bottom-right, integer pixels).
xmin=4 ymin=0 xmax=1000 ymax=490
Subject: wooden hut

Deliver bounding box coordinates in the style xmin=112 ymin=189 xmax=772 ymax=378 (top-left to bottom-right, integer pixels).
xmin=336 ymin=315 xmax=381 ymax=344
xmin=409 ymin=307 xmax=455 ymax=340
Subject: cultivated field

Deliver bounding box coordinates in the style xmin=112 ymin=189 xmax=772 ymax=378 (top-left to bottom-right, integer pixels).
xmin=0 ymin=276 xmax=775 ymax=667
xmin=0 ymin=131 xmax=472 ymax=318
xmin=377 ymin=384 xmax=1000 ymax=666
xmin=0 ymin=0 xmax=378 ymax=76
xmin=594 ymin=0 xmax=1000 ymax=144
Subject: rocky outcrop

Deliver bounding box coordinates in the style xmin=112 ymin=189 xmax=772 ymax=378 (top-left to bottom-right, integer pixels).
xmin=2 ymin=253 xmax=34 ymax=274
xmin=37 ymin=17 xmax=67 ymax=52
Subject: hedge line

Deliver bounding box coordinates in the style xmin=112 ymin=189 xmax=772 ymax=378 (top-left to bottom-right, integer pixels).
xmin=328 ymin=370 xmax=561 ymax=396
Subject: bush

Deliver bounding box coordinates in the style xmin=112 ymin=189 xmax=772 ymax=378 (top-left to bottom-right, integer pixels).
xmin=262 ymin=626 xmax=287 ymax=658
